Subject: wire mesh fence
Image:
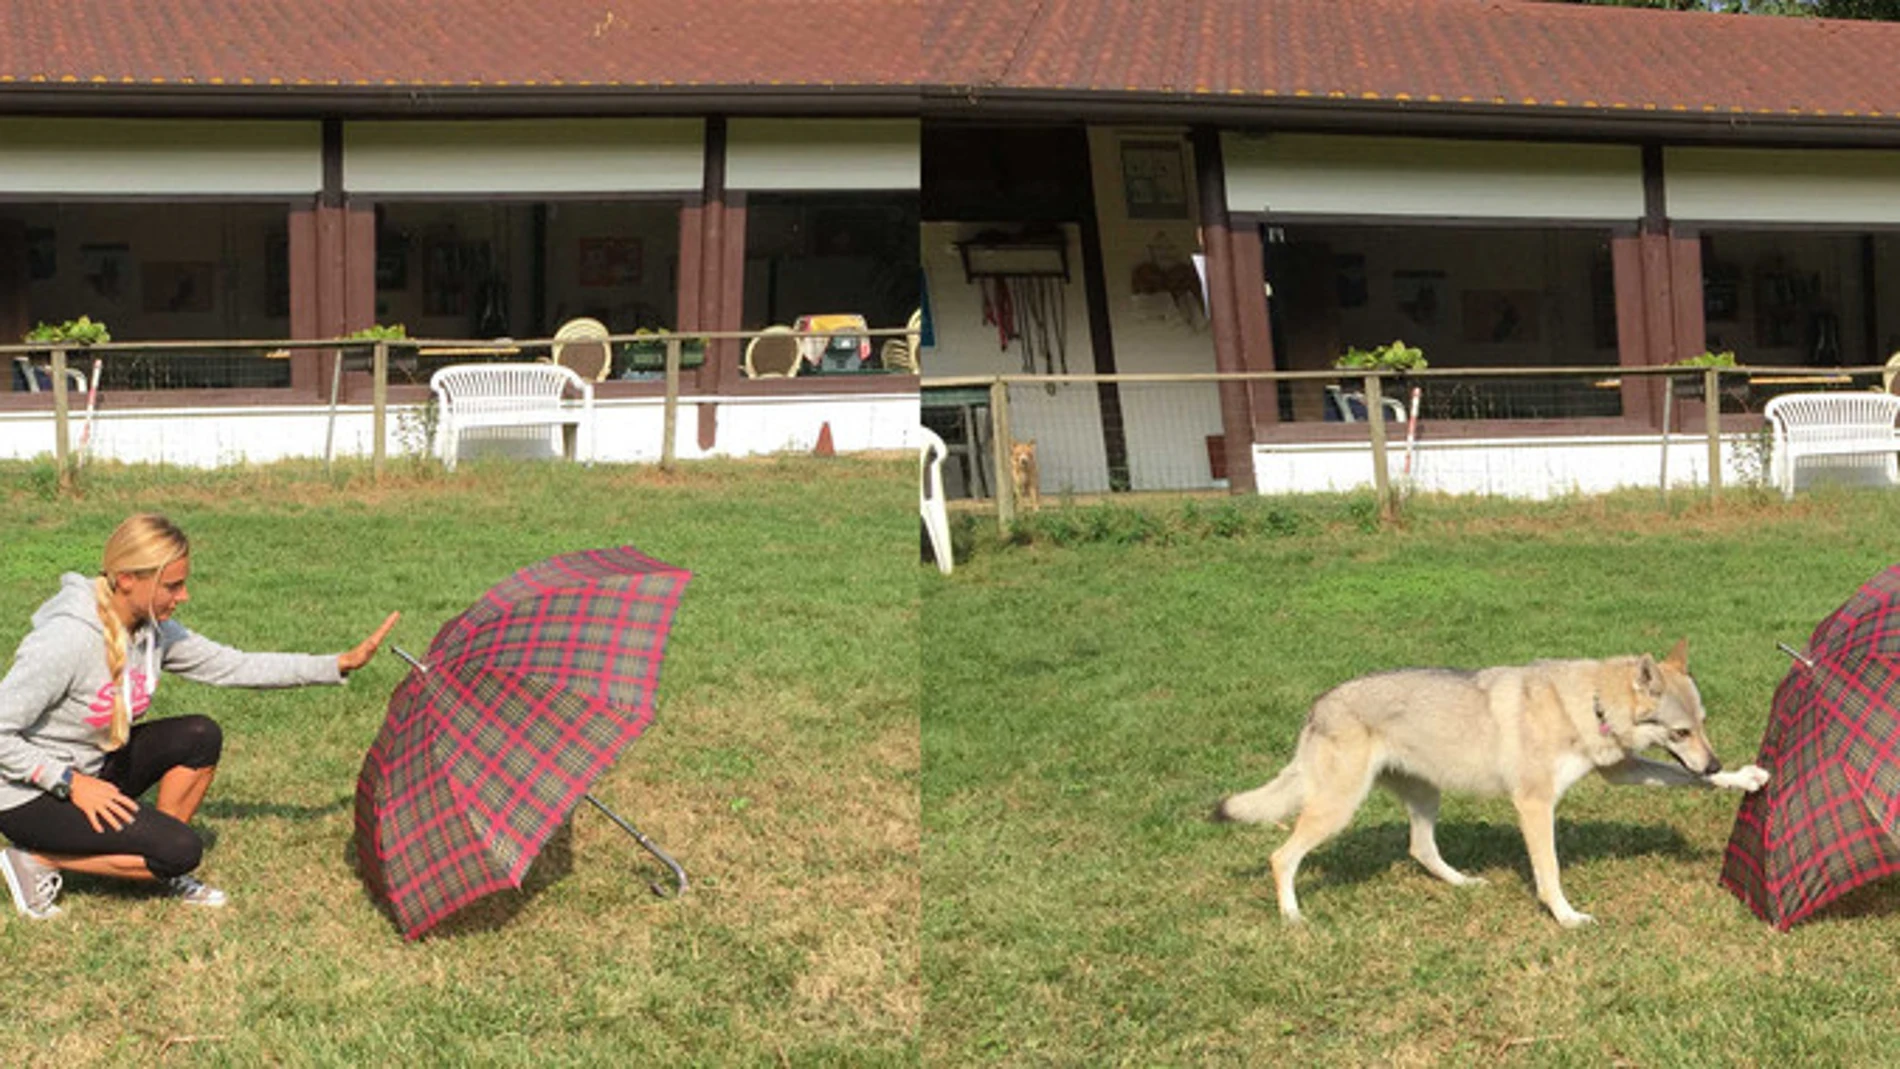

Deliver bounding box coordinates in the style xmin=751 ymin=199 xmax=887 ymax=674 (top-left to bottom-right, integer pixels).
xmin=924 ymin=362 xmax=1899 ymax=525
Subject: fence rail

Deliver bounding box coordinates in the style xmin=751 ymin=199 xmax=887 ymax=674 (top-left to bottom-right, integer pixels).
xmin=9 ymin=323 xmax=918 ymax=489
xmin=923 ymin=362 xmax=1896 ymax=528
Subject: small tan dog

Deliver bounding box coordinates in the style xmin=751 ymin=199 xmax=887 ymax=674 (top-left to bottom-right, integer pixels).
xmin=1216 ymin=641 xmax=1770 ymax=927
xmin=1009 ymin=440 xmax=1040 ymax=511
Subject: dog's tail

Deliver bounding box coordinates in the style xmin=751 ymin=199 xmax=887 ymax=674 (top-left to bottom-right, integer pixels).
xmin=1212 ymin=763 xmax=1304 ymax=825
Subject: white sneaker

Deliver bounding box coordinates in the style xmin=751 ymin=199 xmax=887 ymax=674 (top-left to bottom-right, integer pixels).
xmin=1 ymin=847 xmax=63 ymax=919
xmin=164 ymin=873 xmax=227 ymax=908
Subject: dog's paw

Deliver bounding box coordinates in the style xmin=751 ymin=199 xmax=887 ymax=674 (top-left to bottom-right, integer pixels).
xmin=1554 ymin=908 xmax=1596 ymax=929
xmin=1711 ymin=765 xmax=1771 ymax=792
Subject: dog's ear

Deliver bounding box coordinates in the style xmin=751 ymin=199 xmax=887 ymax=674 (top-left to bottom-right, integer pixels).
xmin=1663 ymin=638 xmax=1689 ymax=672
xmin=1634 ymin=654 xmax=1665 ymax=699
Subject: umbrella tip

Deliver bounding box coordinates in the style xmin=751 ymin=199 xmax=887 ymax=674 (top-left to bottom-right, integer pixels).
xmin=1775 ymin=642 xmax=1814 ymax=669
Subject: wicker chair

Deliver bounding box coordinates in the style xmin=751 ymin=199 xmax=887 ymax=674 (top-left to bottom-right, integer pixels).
xmin=743 ymin=326 xmax=801 ymax=378
xmin=550 ymin=317 xmax=613 ymax=382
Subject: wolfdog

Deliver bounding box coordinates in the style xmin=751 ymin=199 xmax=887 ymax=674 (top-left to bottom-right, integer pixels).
xmin=1215 ymin=641 xmax=1769 ymax=927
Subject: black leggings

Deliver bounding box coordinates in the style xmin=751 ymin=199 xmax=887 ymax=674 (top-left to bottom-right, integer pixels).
xmin=0 ymin=715 xmax=222 ymax=879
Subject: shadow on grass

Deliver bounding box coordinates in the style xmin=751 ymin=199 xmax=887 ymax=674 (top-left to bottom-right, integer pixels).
xmin=198 ymin=795 xmax=352 ymax=821
xmin=1227 ymin=818 xmax=1699 ymax=891
xmin=344 ymin=819 xmax=577 ymax=940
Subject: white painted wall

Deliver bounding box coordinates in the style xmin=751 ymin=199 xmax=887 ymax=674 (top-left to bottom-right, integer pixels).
xmin=343 ymin=119 xmax=704 ymax=194
xmin=1254 ymin=434 xmax=1762 ymax=499
xmin=1667 ymin=147 xmax=1900 ymax=225
xmin=1223 ymin=133 xmax=1644 ymax=221
xmin=0 ymin=392 xmax=917 ymax=468
xmin=920 ymin=220 xmax=1109 ymax=495
xmin=727 ymin=120 xmax=920 ymax=191
xmin=1086 ymin=127 xmax=1225 ymax=490
xmin=0 ymin=119 xmax=322 ymax=195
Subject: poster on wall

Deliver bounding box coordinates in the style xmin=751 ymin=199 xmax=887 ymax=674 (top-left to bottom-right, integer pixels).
xmin=26 ymin=228 xmax=54 ymax=281
xmin=80 ymin=243 xmax=132 ymax=308
xmin=1462 ymin=290 xmax=1541 ymax=344
xmin=143 ymin=262 xmax=216 ymax=314
xmin=1119 ymin=139 xmax=1190 ymax=220
xmin=578 ymin=237 xmax=641 ymax=287
xmin=1392 ymin=269 xmax=1444 ymax=329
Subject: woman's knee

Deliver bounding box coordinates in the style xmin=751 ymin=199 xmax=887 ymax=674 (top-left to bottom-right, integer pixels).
xmin=171 ymin=714 xmax=223 ymax=768
xmin=141 ymin=817 xmax=203 ymax=879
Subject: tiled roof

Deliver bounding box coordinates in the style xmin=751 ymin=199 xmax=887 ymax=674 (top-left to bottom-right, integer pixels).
xmin=7 ymin=0 xmax=1900 ymax=133
xmin=929 ymin=0 xmax=1900 ymax=122
xmin=0 ymin=0 xmax=919 ymax=90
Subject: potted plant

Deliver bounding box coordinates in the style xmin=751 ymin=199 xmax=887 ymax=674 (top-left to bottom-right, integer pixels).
xmin=622 ymin=328 xmax=708 ymax=378
xmin=1667 ymin=349 xmax=1737 ymax=403
xmin=1331 ymin=339 xmax=1426 ymax=421
xmin=18 ymin=316 xmax=110 ymax=392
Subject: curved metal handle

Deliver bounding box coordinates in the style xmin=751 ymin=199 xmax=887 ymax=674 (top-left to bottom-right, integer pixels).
xmin=583 ymin=793 xmax=688 ymax=898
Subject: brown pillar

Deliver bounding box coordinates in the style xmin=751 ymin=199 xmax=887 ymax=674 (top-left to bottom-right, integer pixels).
xmin=696 ymin=118 xmax=727 ymax=450
xmin=1611 ymin=230 xmax=1653 ymax=425
xmin=1192 ymin=126 xmax=1257 ymax=494
xmin=1228 ymin=223 xmax=1279 ymax=434
xmin=288 ymin=203 xmax=322 ymax=393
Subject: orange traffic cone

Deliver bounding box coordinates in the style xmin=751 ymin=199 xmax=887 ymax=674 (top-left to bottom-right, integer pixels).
xmin=814 ymin=421 xmax=836 ymax=458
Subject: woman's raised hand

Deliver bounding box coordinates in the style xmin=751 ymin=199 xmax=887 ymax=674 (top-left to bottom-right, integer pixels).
xmin=338 ymin=611 xmax=401 ymax=675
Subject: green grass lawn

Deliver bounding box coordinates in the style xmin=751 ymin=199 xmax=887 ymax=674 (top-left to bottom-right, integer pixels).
xmin=0 ymin=456 xmax=916 ymax=1066
xmin=926 ymin=489 xmax=1900 ymax=1066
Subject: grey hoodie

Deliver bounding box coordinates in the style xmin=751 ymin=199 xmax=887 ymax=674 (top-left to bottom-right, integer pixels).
xmin=0 ymin=572 xmax=343 ymax=813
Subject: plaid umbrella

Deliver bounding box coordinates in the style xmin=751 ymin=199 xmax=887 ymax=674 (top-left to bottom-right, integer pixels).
xmin=353 ymin=545 xmax=692 ymax=939
xmin=1721 ymin=563 xmax=1900 ymax=930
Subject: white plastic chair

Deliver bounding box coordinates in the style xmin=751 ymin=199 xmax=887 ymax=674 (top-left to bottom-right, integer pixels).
xmin=919 ymin=427 xmax=953 ymax=575
xmin=743 ymin=326 xmax=801 ymax=378
xmin=549 ymin=317 xmax=613 ymax=382
xmin=1326 ymin=385 xmax=1407 ymax=424
xmin=14 ymin=356 xmax=87 ymax=394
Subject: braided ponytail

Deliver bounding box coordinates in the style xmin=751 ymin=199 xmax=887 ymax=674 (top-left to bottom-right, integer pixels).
xmin=95 ymin=513 xmax=189 ymax=751
xmin=92 ymin=574 xmax=132 ymax=750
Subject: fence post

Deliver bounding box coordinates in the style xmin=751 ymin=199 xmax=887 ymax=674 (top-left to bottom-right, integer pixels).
xmin=50 ymin=346 xmax=71 ymax=491
xmin=372 ymin=340 xmax=388 ymax=480
xmin=662 ymin=337 xmax=680 ymax=471
xmin=990 ymin=379 xmax=1015 ymax=533
xmin=1704 ymin=366 xmax=1721 ymax=500
xmin=1364 ymin=372 xmax=1393 ymax=520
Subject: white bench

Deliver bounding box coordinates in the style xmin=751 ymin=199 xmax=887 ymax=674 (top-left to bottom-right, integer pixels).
xmin=1763 ymin=391 xmax=1900 ymax=500
xmin=429 ymin=362 xmax=595 ymax=472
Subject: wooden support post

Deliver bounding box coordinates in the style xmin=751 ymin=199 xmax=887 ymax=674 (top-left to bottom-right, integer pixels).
xmin=372 ymin=340 xmax=388 ymax=479
xmin=51 ymin=347 xmax=70 ymax=490
xmin=662 ymin=337 xmax=681 ymax=471
xmin=1705 ymin=366 xmax=1722 ymax=500
xmin=1365 ymin=372 xmax=1392 ymax=520
xmin=990 ymin=379 xmax=1015 ymax=533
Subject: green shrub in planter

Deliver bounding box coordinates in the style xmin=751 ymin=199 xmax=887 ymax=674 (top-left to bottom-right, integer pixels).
xmin=24 ymin=316 xmax=111 ymax=347
xmin=622 ymin=329 xmax=708 ymax=374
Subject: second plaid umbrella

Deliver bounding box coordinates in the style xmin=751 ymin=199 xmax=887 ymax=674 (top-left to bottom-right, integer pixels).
xmin=353 ymin=545 xmax=692 ymax=939
xmin=1721 ymin=562 xmax=1900 ymax=930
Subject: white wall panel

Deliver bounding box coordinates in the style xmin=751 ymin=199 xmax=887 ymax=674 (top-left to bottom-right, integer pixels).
xmin=0 ymin=119 xmax=321 ymax=195
xmin=727 ymin=119 xmax=919 ymax=191
xmin=1223 ymin=133 xmax=1643 ymax=221
xmin=344 ymin=119 xmax=704 ymax=194
xmin=1666 ymin=147 xmax=1900 ymax=224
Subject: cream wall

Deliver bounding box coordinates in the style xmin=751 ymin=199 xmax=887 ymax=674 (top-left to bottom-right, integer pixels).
xmin=1085 ymin=127 xmax=1224 ymax=490
xmin=344 ymin=120 xmax=704 ymax=194
xmin=920 ymin=220 xmax=1109 ymax=495
xmin=0 ymin=119 xmax=321 ymax=196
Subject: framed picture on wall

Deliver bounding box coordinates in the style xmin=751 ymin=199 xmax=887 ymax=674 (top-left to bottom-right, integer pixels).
xmin=1462 ymin=290 xmax=1541 ymax=345
xmin=578 ymin=237 xmax=641 ymax=287
xmin=79 ymin=243 xmax=133 ymax=309
xmin=264 ymin=231 xmax=289 ymax=318
xmin=1119 ymin=139 xmax=1190 ymax=220
xmin=26 ymin=227 xmax=54 ymax=281
xmin=142 ymin=262 xmax=216 ymax=314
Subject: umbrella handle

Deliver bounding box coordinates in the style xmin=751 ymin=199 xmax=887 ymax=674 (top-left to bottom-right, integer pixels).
xmin=582 ymin=793 xmax=689 ymax=899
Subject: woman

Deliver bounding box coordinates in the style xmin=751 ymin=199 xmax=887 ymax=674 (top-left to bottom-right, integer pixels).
xmin=0 ymin=513 xmax=397 ymax=918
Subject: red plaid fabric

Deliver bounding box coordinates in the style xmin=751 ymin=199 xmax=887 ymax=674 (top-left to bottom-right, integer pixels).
xmin=1722 ymin=563 xmax=1900 ymax=930
xmin=354 ymin=546 xmax=691 ymax=939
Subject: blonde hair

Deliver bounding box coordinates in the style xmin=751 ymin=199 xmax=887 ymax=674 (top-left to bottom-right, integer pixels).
xmin=92 ymin=513 xmax=189 ymax=750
